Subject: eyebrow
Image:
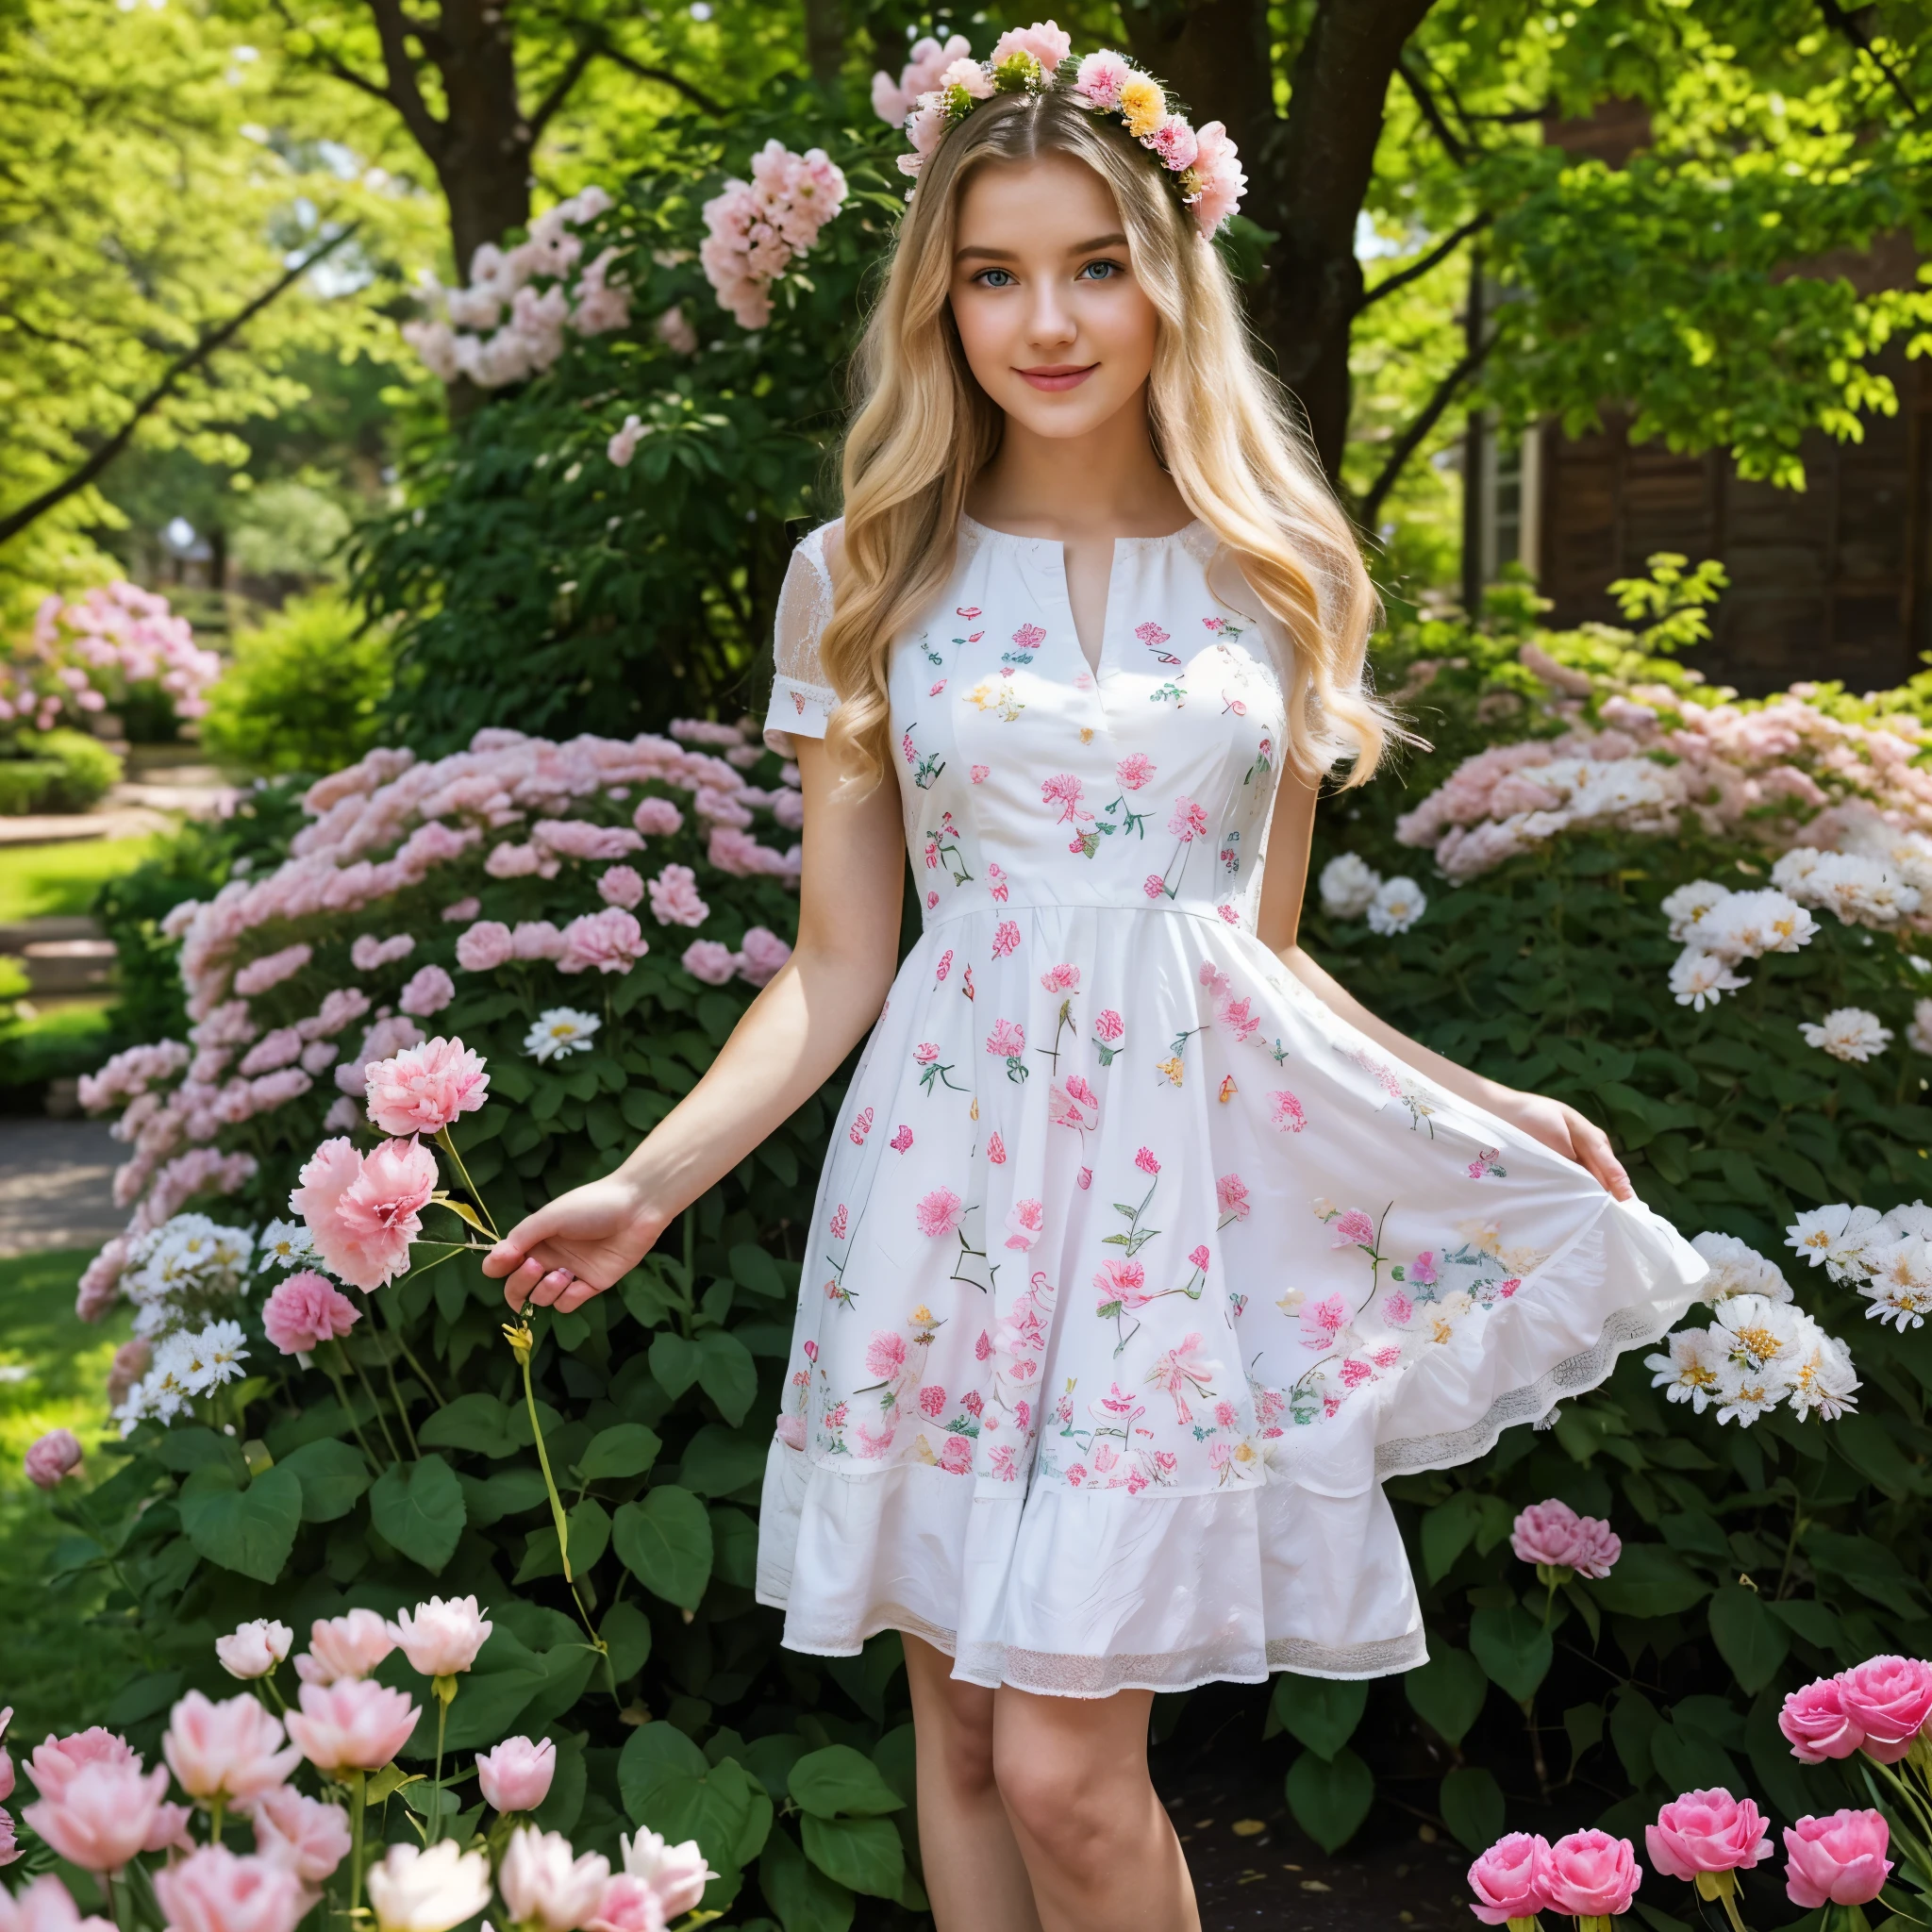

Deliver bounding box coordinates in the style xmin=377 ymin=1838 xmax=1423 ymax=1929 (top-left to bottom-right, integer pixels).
xmin=955 ymin=232 xmax=1129 ymax=261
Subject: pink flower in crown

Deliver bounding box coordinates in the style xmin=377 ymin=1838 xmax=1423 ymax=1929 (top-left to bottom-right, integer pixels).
xmin=1168 ymin=796 xmax=1208 ymax=841
xmin=1073 ymin=47 xmax=1129 ymax=108
xmin=1189 ymin=1244 xmax=1210 ymax=1271
xmin=987 ymin=1131 xmax=1008 ymax=1165
xmin=916 ymin=1188 xmax=963 ymax=1239
xmin=1331 ymin=1208 xmax=1375 ymax=1248
xmin=1010 ymin=623 xmax=1046 ymax=651
xmin=990 ymin=21 xmax=1071 ymax=70
xmin=864 ymin=1331 xmax=907 ymax=1379
xmin=992 ymin=921 xmax=1021 ymax=957
xmin=987 ymin=1018 xmax=1025 ymax=1058
xmin=971 ymin=764 xmax=990 ymax=783
xmin=1216 ymin=1173 xmax=1249 ymax=1220
xmin=1270 ymin=1091 xmax=1307 ymax=1133
xmin=1115 ymin=752 xmax=1155 ymax=791
xmin=890 ymin=1124 xmax=913 ymax=1153
xmin=1041 ymin=962 xmax=1078 ymax=993
xmin=1150 ymin=117 xmax=1198 ymax=171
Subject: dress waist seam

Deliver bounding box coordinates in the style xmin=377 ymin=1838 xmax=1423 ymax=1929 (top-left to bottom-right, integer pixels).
xmin=919 ymin=900 xmax=1245 ymax=934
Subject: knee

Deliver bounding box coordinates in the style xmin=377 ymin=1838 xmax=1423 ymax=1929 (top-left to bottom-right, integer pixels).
xmin=919 ymin=1684 xmax=999 ymax=1804
xmin=992 ymin=1731 xmax=1124 ymax=1869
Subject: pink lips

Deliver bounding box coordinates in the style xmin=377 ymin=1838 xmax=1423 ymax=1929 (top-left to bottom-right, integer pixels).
xmin=1018 ymin=363 xmax=1096 ymax=392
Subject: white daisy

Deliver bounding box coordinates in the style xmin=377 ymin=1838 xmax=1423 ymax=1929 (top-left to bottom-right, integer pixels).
xmin=1714 ymin=1356 xmax=1790 ymax=1427
xmin=1645 ymin=1327 xmax=1724 ymax=1412
xmin=1319 ymin=854 xmax=1381 ymax=920
xmin=1659 ymin=879 xmax=1733 ymax=943
xmin=1704 ymin=889 xmax=1817 ymax=961
xmin=1786 ymin=1203 xmax=1884 ymax=1279
xmin=525 ymin=1008 xmax=602 ymax=1062
xmin=1856 ymin=1237 xmax=1932 ymax=1330
xmin=1788 ymin=1327 xmax=1860 ymax=1421
xmin=1908 ymin=998 xmax=1932 ymax=1058
xmin=1365 ymin=875 xmax=1426 ymax=936
xmin=1690 ymin=1231 xmax=1791 ymax=1305
xmin=1798 ymin=1007 xmax=1892 ymax=1062
xmin=1669 ymin=947 xmax=1748 ymax=1010
xmin=1712 ymin=1291 xmax=1805 ymax=1373
xmin=256 ymin=1219 xmax=315 ymax=1271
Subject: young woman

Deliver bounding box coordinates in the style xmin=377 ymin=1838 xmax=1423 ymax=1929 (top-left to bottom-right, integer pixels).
xmin=484 ymin=30 xmax=1707 ymax=1931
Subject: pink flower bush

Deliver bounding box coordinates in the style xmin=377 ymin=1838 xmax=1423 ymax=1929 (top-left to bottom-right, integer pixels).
xmin=261 ymin=1271 xmax=360 ymax=1353
xmin=1784 ymin=1809 xmax=1891 ymax=1908
xmin=291 ymin=1136 xmax=439 ymax=1291
xmin=24 ymin=1428 xmax=82 ymax=1490
xmin=4 ymin=581 xmax=219 ymax=733
xmin=363 ymin=1038 xmax=490 ymax=1138
xmin=699 ymin=142 xmax=849 ymax=330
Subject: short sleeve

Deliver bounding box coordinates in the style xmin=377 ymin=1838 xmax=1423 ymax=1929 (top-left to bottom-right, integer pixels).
xmin=763 ymin=521 xmax=841 ymax=757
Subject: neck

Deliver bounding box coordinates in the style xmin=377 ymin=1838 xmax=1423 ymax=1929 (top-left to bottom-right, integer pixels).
xmin=970 ymin=388 xmax=1189 ymax=537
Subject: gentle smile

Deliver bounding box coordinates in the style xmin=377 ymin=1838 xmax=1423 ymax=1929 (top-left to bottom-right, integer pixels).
xmin=1017 ymin=363 xmax=1096 ymax=391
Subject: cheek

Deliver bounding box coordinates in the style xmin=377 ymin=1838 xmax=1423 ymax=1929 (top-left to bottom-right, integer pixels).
xmin=950 ymin=291 xmax=1012 ymax=377
xmin=1087 ymin=290 xmax=1159 ymax=379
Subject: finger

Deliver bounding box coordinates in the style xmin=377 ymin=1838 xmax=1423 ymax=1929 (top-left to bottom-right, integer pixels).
xmin=483 ymin=1203 xmax=568 ymax=1278
xmin=554 ymin=1277 xmax=603 ymax=1313
xmin=1571 ymin=1118 xmax=1633 ymax=1200
xmin=503 ymin=1257 xmax=547 ymax=1312
xmin=530 ymin=1268 xmax=576 ymax=1307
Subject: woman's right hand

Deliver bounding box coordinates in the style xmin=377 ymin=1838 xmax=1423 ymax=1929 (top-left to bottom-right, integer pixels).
xmin=481 ymin=1174 xmax=666 ymax=1313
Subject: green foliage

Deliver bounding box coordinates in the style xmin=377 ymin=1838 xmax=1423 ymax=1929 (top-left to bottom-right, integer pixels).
xmin=0 ymin=834 xmax=158 ymax=923
xmin=199 ymin=593 xmax=393 ymax=778
xmin=0 ymin=728 xmax=123 ymax=814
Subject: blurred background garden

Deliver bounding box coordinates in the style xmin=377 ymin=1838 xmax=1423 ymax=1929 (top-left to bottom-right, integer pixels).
xmin=11 ymin=0 xmax=1932 ymax=1927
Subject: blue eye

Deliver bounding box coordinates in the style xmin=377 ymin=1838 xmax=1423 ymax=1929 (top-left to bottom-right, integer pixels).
xmin=1079 ymin=260 xmax=1124 ymax=280
xmin=974 ymin=268 xmax=1017 ymax=288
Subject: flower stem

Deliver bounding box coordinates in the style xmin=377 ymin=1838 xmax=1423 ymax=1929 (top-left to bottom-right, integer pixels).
xmin=343 ymin=1347 xmax=403 ymax=1464
xmin=504 ymin=1318 xmax=604 ymax=1653
xmin=347 ymin=1768 xmax=367 ymax=1922
xmin=209 ymin=1794 xmax=225 ymax=1841
xmin=321 ymin=1348 xmax=387 ymax=1469
xmin=428 ymin=1679 xmax=455 ymax=1846
xmin=437 ymin=1126 xmax=500 ymax=1241
xmin=377 ymin=1291 xmax=447 ymax=1407
xmin=369 ymin=1319 xmax=421 ymax=1458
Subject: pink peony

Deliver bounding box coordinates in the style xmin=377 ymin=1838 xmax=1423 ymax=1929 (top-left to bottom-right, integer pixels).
xmin=294 ymin=1608 xmax=397 ymax=1686
xmin=498 ymin=1825 xmax=611 ymax=1932
xmin=216 ymin=1621 xmax=293 ymax=1681
xmin=632 ymin=797 xmax=682 ymax=836
xmin=681 ymin=940 xmax=736 ymax=986
xmin=351 ymin=933 xmax=416 ymax=973
xmin=23 ymin=1756 xmax=170 ymax=1872
xmin=163 ymin=1692 xmax=301 ymax=1803
xmin=233 ymin=944 xmax=312 ymax=998
xmin=737 ymin=926 xmax=791 ymax=987
xmin=1646 ymin=1790 xmax=1773 ymax=1879
xmin=476 ymin=1736 xmax=555 ymax=1814
xmin=1541 ymin=1829 xmax=1641 ymax=1918
xmin=0 ymin=1876 xmax=115 ymax=1932
xmin=441 ymin=897 xmax=480 ymax=924
xmin=598 ymin=865 xmax=644 ymax=909
xmin=284 ymin=1679 xmax=420 ymax=1774
xmin=1510 ymin=1498 xmax=1586 ymax=1568
xmin=1569 ymin=1515 xmax=1623 ymax=1579
xmin=511 ymin=921 xmax=565 ymax=961
xmin=290 ymin=1135 xmax=438 ymax=1291
xmin=389 ymin=1596 xmax=491 ymax=1677
xmin=1466 ymin=1832 xmax=1551 ymax=1926
xmin=558 ymin=908 xmax=648 ymax=974
xmin=364 ymin=1037 xmax=489 ymax=1137
xmin=25 ymin=1429 xmax=82 ymax=1491
xmin=646 ymin=863 xmax=709 ymax=927
xmin=989 ymin=20 xmax=1070 ymax=70
xmin=1836 ymin=1655 xmax=1932 ymax=1762
xmin=1073 ymin=47 xmax=1130 ymax=108
xmin=153 ymin=1846 xmax=306 ymax=1932
xmin=1780 ymin=1677 xmax=1865 ymax=1763
xmin=261 ymin=1272 xmax=360 ymax=1354
xmin=1784 ymin=1809 xmax=1891 ymax=1907
xmin=247 ymin=1786 xmax=351 ymax=1885
xmin=455 ymin=921 xmax=514 ymax=972
xmin=397 ymin=965 xmax=455 ymax=1018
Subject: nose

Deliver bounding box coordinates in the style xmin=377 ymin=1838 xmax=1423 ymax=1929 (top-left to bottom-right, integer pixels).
xmin=1024 ymin=278 xmax=1079 ymax=352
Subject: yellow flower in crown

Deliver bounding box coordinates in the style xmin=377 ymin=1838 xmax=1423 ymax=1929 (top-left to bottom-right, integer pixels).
xmin=1117 ymin=73 xmax=1165 ymax=138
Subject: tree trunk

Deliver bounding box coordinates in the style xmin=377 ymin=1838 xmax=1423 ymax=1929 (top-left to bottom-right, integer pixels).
xmin=803 ymin=0 xmax=844 ymax=91
xmin=425 ymin=0 xmax=534 ymax=279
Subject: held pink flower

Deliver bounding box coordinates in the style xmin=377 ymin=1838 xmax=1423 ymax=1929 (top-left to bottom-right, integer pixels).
xmin=1646 ymin=1789 xmax=1773 ymax=1879
xmin=389 ymin=1596 xmax=492 ymax=1677
xmin=498 ymin=1824 xmax=612 ymax=1932
xmin=153 ymin=1845 xmax=307 ymax=1932
xmin=363 ymin=1037 xmax=489 ymax=1137
xmin=22 ymin=1757 xmax=170 ymax=1872
xmin=617 ymin=1829 xmax=717 ymax=1920
xmin=1783 ymin=1809 xmax=1892 ymax=1908
xmin=1780 ymin=1676 xmax=1865 ymax=1762
xmin=285 ymin=1679 xmax=420 ymax=1774
xmin=294 ymin=1609 xmax=397 ymax=1685
xmin=290 ymin=1136 xmax=438 ymax=1291
xmin=476 ymin=1737 xmax=555 ymax=1813
xmin=0 ymin=1875 xmax=116 ymax=1932
xmin=25 ymin=1429 xmax=82 ymax=1490
xmin=247 ymin=1786 xmax=352 ymax=1885
xmin=1465 ymin=1831 xmax=1551 ymax=1925
xmin=1836 ymin=1655 xmax=1932 ymax=1762
xmin=217 ymin=1620 xmax=294 ymax=1681
xmin=261 ymin=1272 xmax=360 ymax=1355
xmin=1541 ymin=1829 xmax=1641 ymax=1919
xmin=163 ymin=1691 xmax=302 ymax=1803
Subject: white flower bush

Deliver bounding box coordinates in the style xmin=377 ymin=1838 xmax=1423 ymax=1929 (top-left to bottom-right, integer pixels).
xmin=1789 ymin=1199 xmax=1932 ymax=1329
xmin=1318 ymin=854 xmax=1426 ymax=933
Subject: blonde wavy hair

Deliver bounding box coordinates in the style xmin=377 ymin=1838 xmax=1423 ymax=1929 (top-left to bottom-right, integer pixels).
xmin=818 ymin=86 xmax=1395 ymax=793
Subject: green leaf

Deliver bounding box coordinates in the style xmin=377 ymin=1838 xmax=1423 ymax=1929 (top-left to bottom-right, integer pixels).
xmin=789 ymin=1745 xmax=905 ymax=1820
xmin=650 ymin=1332 xmax=700 ymax=1399
xmin=1284 ymin=1744 xmax=1374 ymax=1853
xmin=368 ymin=1455 xmax=466 ymax=1575
xmin=680 ymin=1424 xmax=768 ymax=1498
xmin=1588 ymin=1543 xmax=1710 ymax=1618
xmin=1421 ymin=1492 xmax=1483 ymax=1584
xmin=601 ymin=1601 xmax=652 ymax=1684
xmin=104 ymin=1671 xmax=183 ymax=1726
xmin=759 ymin=1825 xmax=855 ymax=1932
xmin=275 ymin=1438 xmax=372 ymax=1524
xmin=1269 ymin=1674 xmax=1367 ymax=1760
xmin=515 ymin=1498 xmax=611 ymax=1583
xmin=710 ymin=1505 xmax=758 ymax=1587
xmin=799 ymin=1815 xmax=904 ymax=1898
xmin=177 ymin=1462 xmax=301 ymax=1583
xmin=1708 ymin=1585 xmax=1790 ymax=1693
xmin=1439 ymin=1767 xmax=1506 ymax=1853
xmin=1405 ymin=1646 xmax=1490 ymax=1747
xmin=574 ymin=1424 xmax=662 ymax=1483
xmin=418 ymin=1392 xmax=519 ymax=1457
xmin=1469 ymin=1605 xmax=1554 ymax=1704
xmin=729 ymin=1241 xmax=786 ymax=1298
xmin=1652 ymin=1712 xmax=1740 ymax=1795
xmin=155 ymin=1426 xmax=246 ymax=1475
xmin=618 ymin=1717 xmax=708 ymax=1823
xmin=1610 ymin=1688 xmax=1662 ymax=1789
xmin=457 ymin=1467 xmax=551 ymax=1527
xmin=611 ymin=1487 xmax=713 ymax=1608
xmin=618 ymin=1724 xmax=757 ymax=1877
xmin=693 ymin=1330 xmax=758 ymax=1425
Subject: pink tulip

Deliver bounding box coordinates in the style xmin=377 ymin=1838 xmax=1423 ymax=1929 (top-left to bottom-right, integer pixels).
xmin=0 ymin=1810 xmax=16 ymax=1870
xmin=146 ymin=1803 xmax=197 ymax=1854
xmin=294 ymin=1609 xmax=396 ymax=1685
xmin=22 ymin=1757 xmax=170 ymax=1872
xmin=0 ymin=1875 xmax=115 ymax=1932
xmin=1466 ymin=1832 xmax=1550 ymax=1924
xmin=247 ymin=1786 xmax=352 ymax=1885
xmin=289 ymin=1135 xmax=438 ymax=1291
xmin=0 ymin=1703 xmax=12 ymax=1803
xmin=498 ymin=1825 xmax=611 ymax=1932
xmin=25 ymin=1728 xmax=138 ymax=1801
xmin=1837 ymin=1656 xmax=1932 ymax=1763
xmin=476 ymin=1737 xmax=555 ymax=1813
xmin=216 ymin=1621 xmax=293 ymax=1681
xmin=389 ymin=1596 xmax=491 ymax=1677
xmin=1542 ymin=1829 xmax=1641 ymax=1918
xmin=1646 ymin=1789 xmax=1773 ymax=1878
xmin=284 ymin=1679 xmax=420 ymax=1774
xmin=261 ymin=1273 xmax=359 ymax=1355
xmin=24 ymin=1429 xmax=82 ymax=1491
xmin=588 ymin=1877 xmax=665 ymax=1932
xmin=363 ymin=1037 xmax=488 ymax=1138
xmin=164 ymin=1691 xmax=302 ymax=1803
xmin=1784 ymin=1809 xmax=1892 ymax=1908
xmin=1780 ymin=1676 xmax=1866 ymax=1763
xmin=154 ymin=1845 xmax=308 ymax=1932
xmin=616 ymin=1830 xmax=715 ymax=1920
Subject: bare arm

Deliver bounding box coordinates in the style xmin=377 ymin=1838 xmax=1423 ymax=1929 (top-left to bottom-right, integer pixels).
xmin=1255 ymin=771 xmax=1633 ymax=1201
xmin=482 ymin=735 xmax=908 ymax=1309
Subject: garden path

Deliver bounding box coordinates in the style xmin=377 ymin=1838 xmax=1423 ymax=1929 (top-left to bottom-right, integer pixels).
xmin=0 ymin=1118 xmax=123 ymax=1256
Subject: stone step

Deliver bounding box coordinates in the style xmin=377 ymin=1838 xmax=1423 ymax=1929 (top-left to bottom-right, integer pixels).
xmin=0 ymin=916 xmax=114 ymax=996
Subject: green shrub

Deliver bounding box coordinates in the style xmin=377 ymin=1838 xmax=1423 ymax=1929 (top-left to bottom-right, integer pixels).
xmin=0 ymin=727 xmax=122 ymax=813
xmin=199 ymin=591 xmax=393 ymax=777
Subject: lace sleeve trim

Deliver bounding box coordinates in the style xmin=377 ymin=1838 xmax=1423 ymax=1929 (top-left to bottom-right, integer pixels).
xmin=764 ymin=523 xmax=840 ymax=756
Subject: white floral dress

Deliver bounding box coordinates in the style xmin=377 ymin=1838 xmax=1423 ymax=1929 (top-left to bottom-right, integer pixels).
xmin=755 ymin=513 xmax=1707 ymax=1696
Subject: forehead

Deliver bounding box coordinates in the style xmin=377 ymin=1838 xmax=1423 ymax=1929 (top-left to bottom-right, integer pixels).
xmin=954 ymin=153 xmax=1124 ymax=247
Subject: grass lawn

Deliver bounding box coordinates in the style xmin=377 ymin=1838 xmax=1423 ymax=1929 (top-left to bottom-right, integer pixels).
xmin=0 ymin=835 xmax=158 ymax=924
xmin=0 ymin=1248 xmax=143 ymax=1738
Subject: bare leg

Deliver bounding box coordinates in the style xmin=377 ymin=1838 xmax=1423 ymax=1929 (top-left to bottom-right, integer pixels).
xmin=991 ymin=1684 xmax=1199 ymax=1932
xmin=903 ymin=1634 xmax=1044 ymax=1932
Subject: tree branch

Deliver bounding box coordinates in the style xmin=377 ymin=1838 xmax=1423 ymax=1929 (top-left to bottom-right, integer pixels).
xmin=266 ymin=0 xmax=406 ymax=113
xmin=0 ymin=225 xmax=361 ymax=551
xmin=1817 ymin=0 xmax=1923 ymax=119
xmin=1395 ymin=50 xmax=1470 ymax=164
xmin=586 ymin=36 xmax=727 ymax=117
xmin=525 ymin=35 xmax=601 ymax=142
xmin=359 ymin=0 xmax=448 ymax=156
xmin=1354 ymin=211 xmax=1492 ymax=317
xmin=1357 ymin=330 xmax=1495 ymax=532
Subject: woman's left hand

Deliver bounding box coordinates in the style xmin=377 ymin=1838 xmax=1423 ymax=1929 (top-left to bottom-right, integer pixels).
xmin=1499 ymin=1091 xmax=1634 ymax=1200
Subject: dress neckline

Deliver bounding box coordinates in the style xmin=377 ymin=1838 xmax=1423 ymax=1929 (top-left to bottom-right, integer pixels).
xmin=958 ymin=510 xmax=1208 ymax=552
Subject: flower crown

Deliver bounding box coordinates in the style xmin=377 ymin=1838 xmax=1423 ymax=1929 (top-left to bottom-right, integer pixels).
xmin=891 ymin=21 xmax=1247 ymax=240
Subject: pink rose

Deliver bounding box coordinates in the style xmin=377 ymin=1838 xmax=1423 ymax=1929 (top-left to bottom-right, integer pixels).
xmin=598 ymin=865 xmax=644 ymax=909
xmin=1646 ymin=1789 xmax=1773 ymax=1879
xmin=476 ymin=1737 xmax=555 ymax=1814
xmin=1510 ymin=1498 xmax=1586 ymax=1569
xmin=261 ymin=1272 xmax=360 ymax=1355
xmin=558 ymin=908 xmax=648 ymax=974
xmin=1837 ymin=1656 xmax=1932 ymax=1762
xmin=163 ymin=1692 xmax=301 ymax=1803
xmin=1466 ymin=1832 xmax=1551 ymax=1926
xmin=284 ymin=1680 xmax=420 ymax=1774
xmin=1541 ymin=1829 xmax=1641 ymax=1918
xmin=455 ymin=921 xmax=514 ymax=971
xmin=680 ymin=940 xmax=737 ymax=986
xmin=153 ymin=1846 xmax=306 ymax=1932
xmin=364 ymin=1036 xmax=489 ymax=1137
xmin=1780 ymin=1676 xmax=1865 ymax=1763
xmin=24 ymin=1428 xmax=82 ymax=1491
xmin=396 ymin=965 xmax=455 ymax=1018
xmin=989 ymin=20 xmax=1070 ymax=70
xmin=290 ymin=1136 xmax=438 ymax=1291
xmin=1783 ymin=1809 xmax=1891 ymax=1908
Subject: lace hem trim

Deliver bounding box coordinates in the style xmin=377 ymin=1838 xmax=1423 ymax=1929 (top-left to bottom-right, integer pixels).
xmin=761 ymin=1599 xmax=1429 ymax=1694
xmin=762 ymin=674 xmax=838 ymax=753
